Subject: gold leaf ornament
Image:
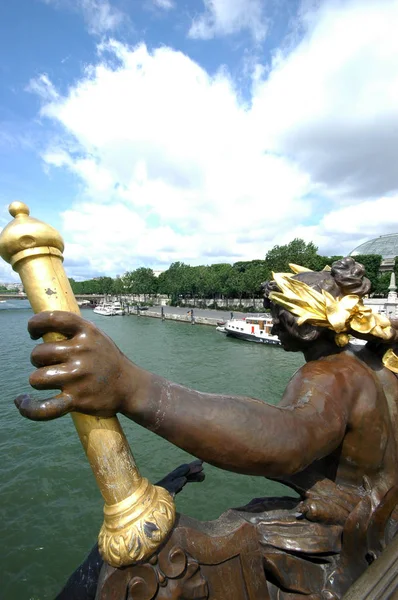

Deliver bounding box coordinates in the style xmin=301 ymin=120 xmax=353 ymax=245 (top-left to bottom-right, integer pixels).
xmin=268 ymin=266 xmax=397 ymax=373
xmin=383 ymin=349 xmax=398 ymax=374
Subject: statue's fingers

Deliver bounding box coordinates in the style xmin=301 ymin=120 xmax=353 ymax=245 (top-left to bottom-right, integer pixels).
xmin=29 ymin=364 xmax=81 ymax=391
xmin=157 ymin=475 xmax=187 ymax=496
xmin=186 ymin=460 xmax=205 ymax=482
xmin=14 ymin=393 xmax=73 ymax=421
xmin=28 ymin=311 xmax=86 ymax=340
xmin=164 ymin=463 xmax=192 ymax=478
xmin=187 ymin=471 xmax=205 ymax=483
xmin=188 ymin=459 xmax=204 ymax=473
xmin=30 ymin=340 xmax=73 ymax=368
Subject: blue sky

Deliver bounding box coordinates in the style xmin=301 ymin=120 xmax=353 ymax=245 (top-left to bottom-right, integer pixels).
xmin=1 ymin=0 xmax=398 ymax=282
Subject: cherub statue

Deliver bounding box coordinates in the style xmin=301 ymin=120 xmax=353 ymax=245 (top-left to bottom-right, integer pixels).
xmin=15 ymin=257 xmax=398 ymax=600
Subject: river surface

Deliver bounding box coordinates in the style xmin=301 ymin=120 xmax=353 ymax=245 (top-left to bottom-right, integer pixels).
xmin=0 ymin=301 xmax=304 ymax=600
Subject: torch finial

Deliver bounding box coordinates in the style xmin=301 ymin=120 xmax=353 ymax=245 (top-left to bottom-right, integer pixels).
xmin=9 ymin=202 xmax=30 ymax=218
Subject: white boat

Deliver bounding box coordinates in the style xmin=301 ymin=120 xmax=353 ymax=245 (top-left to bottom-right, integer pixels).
xmin=77 ymin=300 xmax=95 ymax=308
xmin=220 ymin=316 xmax=368 ymax=348
xmin=223 ymin=315 xmax=281 ymax=345
xmin=216 ymin=320 xmax=227 ymax=333
xmin=93 ymin=301 xmax=125 ymax=316
xmin=350 ymin=337 xmax=367 ymax=347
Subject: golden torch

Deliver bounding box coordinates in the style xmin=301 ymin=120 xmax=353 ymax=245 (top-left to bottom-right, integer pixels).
xmin=0 ymin=202 xmax=175 ymax=567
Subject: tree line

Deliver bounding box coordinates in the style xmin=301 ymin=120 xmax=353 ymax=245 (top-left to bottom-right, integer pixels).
xmin=68 ymin=239 xmax=398 ymax=305
xmin=0 ymin=284 xmax=20 ymax=293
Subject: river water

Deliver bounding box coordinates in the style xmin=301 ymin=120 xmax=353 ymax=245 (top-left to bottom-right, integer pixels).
xmin=0 ymin=302 xmax=304 ymax=600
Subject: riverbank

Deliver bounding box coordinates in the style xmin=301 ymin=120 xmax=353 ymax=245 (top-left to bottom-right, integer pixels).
xmin=126 ymin=305 xmax=260 ymax=326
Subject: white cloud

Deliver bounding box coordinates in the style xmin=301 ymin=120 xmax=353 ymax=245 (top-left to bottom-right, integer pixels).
xmin=0 ymin=262 xmax=16 ymax=284
xmin=152 ymin=0 xmax=175 ymax=9
xmin=33 ymin=40 xmax=311 ymax=275
xmin=250 ymin=0 xmax=398 ymax=200
xmin=28 ymin=0 xmax=398 ymax=278
xmin=26 ymin=74 xmax=59 ymax=101
xmin=188 ymin=0 xmax=268 ymax=42
xmin=42 ymin=0 xmax=125 ymax=35
xmin=82 ymin=0 xmax=124 ymax=34
xmin=320 ymin=195 xmax=398 ymax=237
xmin=273 ymin=195 xmax=398 ymax=258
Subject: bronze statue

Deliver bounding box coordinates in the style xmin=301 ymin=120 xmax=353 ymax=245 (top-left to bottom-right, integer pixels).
xmin=15 ymin=259 xmax=398 ymax=600
xmin=1 ymin=204 xmax=398 ymax=599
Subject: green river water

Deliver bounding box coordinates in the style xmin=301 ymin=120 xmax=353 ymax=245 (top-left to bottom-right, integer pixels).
xmin=0 ymin=302 xmax=304 ymax=600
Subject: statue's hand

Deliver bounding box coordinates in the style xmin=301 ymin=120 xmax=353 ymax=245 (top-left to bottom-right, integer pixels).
xmin=156 ymin=460 xmax=205 ymax=496
xmin=15 ymin=311 xmax=135 ymax=421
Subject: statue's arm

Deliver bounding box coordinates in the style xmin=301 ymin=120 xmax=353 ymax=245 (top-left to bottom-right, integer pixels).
xmin=18 ymin=312 xmax=350 ymax=478
xmin=124 ymin=360 xmax=350 ymax=477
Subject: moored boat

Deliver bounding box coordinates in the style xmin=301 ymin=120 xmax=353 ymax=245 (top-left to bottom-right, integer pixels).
xmin=93 ymin=301 xmax=125 ymax=316
xmin=220 ymin=315 xmax=368 ymax=349
xmin=223 ymin=315 xmax=281 ymax=345
xmin=77 ymin=300 xmax=96 ymax=308
xmin=349 ymin=336 xmax=367 ymax=347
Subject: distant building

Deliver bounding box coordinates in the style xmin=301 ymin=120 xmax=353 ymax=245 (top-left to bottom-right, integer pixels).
xmin=1 ymin=282 xmax=24 ymax=291
xmin=350 ymin=233 xmax=398 ymax=272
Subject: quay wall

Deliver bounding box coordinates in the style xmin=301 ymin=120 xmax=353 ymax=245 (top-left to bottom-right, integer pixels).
xmin=133 ymin=310 xmax=220 ymax=326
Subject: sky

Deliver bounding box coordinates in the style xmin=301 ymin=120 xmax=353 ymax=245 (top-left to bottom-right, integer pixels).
xmin=0 ymin=0 xmax=398 ymax=282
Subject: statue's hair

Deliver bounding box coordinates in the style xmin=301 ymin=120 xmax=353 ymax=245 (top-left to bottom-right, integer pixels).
xmin=262 ymin=257 xmax=372 ymax=344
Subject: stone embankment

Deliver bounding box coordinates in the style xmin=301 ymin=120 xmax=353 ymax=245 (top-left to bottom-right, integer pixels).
xmin=128 ymin=306 xmax=250 ymax=326
xmin=135 ymin=309 xmax=220 ymax=326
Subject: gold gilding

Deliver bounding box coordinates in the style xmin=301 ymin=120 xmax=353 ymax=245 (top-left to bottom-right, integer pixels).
xmin=0 ymin=202 xmax=175 ymax=566
xmin=99 ymin=479 xmax=175 ymax=566
xmin=269 ymin=265 xmax=398 ymax=372
xmin=383 ymin=348 xmax=398 ymax=374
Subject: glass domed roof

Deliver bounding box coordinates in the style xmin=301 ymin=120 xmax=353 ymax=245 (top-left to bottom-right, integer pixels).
xmin=350 ymin=233 xmax=398 ymax=258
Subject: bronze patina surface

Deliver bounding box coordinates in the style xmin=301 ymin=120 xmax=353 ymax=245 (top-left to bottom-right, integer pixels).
xmin=2 ymin=204 xmax=398 ymax=599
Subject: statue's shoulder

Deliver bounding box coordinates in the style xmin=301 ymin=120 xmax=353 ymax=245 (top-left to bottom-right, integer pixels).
xmin=289 ymin=351 xmax=372 ymax=394
xmin=281 ymin=358 xmax=345 ymax=406
xmin=296 ymin=352 xmax=350 ymax=377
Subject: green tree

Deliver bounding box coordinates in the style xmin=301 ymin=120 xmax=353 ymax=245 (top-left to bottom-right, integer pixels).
xmin=200 ymin=265 xmax=214 ymax=301
xmin=184 ymin=266 xmax=199 ymax=304
xmin=228 ymin=267 xmax=246 ymax=305
xmin=112 ymin=275 xmax=124 ymax=297
xmin=121 ymin=271 xmax=135 ymax=294
xmin=207 ymin=263 xmax=233 ymax=303
xmin=325 ymin=255 xmax=344 ymax=266
xmin=123 ymin=268 xmax=157 ymax=300
xmin=373 ymin=272 xmax=391 ymax=297
xmin=157 ymin=262 xmax=190 ymax=304
xmin=265 ymin=239 xmax=323 ymax=274
xmin=96 ymin=277 xmax=114 ymax=295
xmin=156 ymin=270 xmax=169 ymax=296
xmin=68 ymin=279 xmax=88 ymax=294
xmin=243 ymin=262 xmax=269 ymax=306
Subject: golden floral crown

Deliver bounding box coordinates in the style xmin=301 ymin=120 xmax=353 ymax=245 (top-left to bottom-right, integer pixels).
xmin=268 ymin=263 xmax=398 ymax=373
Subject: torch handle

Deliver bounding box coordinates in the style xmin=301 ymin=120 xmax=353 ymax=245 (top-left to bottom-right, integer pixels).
xmin=17 ymin=249 xmax=140 ymax=504
xmin=0 ymin=203 xmax=175 ymax=567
